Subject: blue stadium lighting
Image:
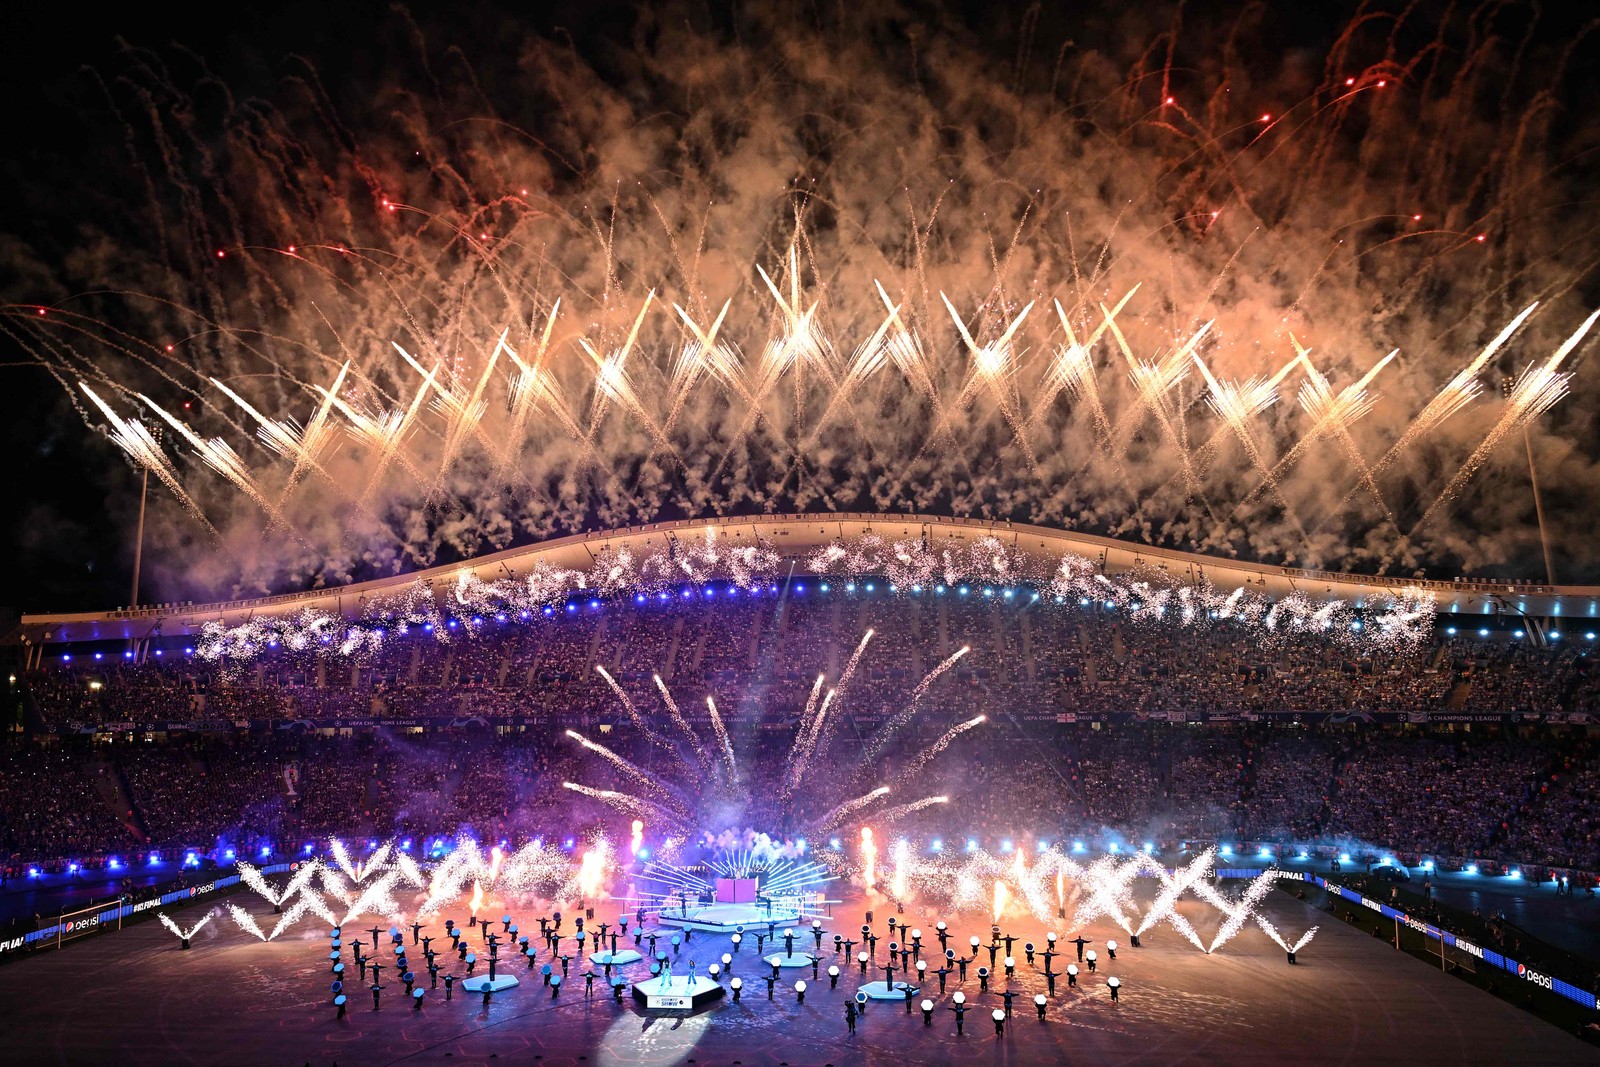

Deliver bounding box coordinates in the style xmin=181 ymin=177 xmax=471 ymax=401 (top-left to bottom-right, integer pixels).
xmin=1508 ymin=868 xmax=1522 ymax=879
xmin=1259 ymin=847 xmax=1273 ymax=859
xmin=1478 ymin=627 xmax=1489 ymax=636
xmin=635 ymin=593 xmax=646 ymax=603
xmin=1297 ymin=850 xmax=1309 ymax=860
xmin=304 ymin=844 xmax=314 ymax=854
xmin=500 ymin=839 xmax=509 ymax=848
xmin=829 ymin=838 xmax=842 ymax=850
xmin=1379 ymin=856 xmax=1392 ymax=866
xmin=1105 ymin=600 xmax=1115 ymax=609
xmin=423 ymin=623 xmax=434 ymax=632
xmin=865 ymin=583 xmax=875 ymax=592
xmin=1219 ymin=844 xmax=1233 ymax=857
xmin=1339 ymin=852 xmax=1351 ymax=863
xmin=1351 ymin=620 xmax=1362 ymax=631
xmin=367 ymin=840 xmax=377 ymax=849
xmin=567 ymin=604 xmax=577 ymax=612
xmin=795 ymin=839 xmax=806 ymax=853
xmin=1550 ymin=632 xmax=1560 ymax=640
xmin=447 ymin=619 xmax=458 ymax=628
xmin=267 ymin=640 xmax=278 ymax=648
xmin=1037 ymin=840 xmax=1049 ymax=852
xmin=1003 ymin=589 xmax=1013 ymax=599
xmin=1589 ymin=632 xmax=1598 ymax=640
xmin=966 ymin=839 xmax=978 ymax=853
xmin=401 ymin=839 xmax=412 ymax=851
xmin=1446 ymin=626 xmax=1457 ymax=635
xmin=108 ymin=858 xmax=120 ymax=869
xmin=1108 ymin=842 xmax=1120 ymax=853
xmin=185 ymin=646 xmax=194 ymax=654
xmin=680 ymin=590 xmax=691 ymax=599
xmin=27 ymin=868 xmax=39 ymax=878
xmin=1072 ymin=841 xmax=1085 ymax=853
xmin=261 ymin=846 xmax=272 ymax=857
xmin=564 ymin=838 xmax=575 ymax=849
xmin=821 ymin=583 xmax=830 ymax=592
xmin=1000 ymin=839 xmax=1013 ymax=853
xmin=704 ymin=588 xmax=714 ymax=597
xmin=495 ymin=613 xmax=506 ymax=622
xmin=519 ymin=611 xmax=530 ymax=619
xmin=796 ymin=584 xmax=805 ymax=593
xmin=638 ymin=848 xmax=650 ymax=859
xmin=544 ymin=606 xmax=555 ymax=615
xmin=930 ymin=839 xmax=943 ymax=853
xmin=471 ymin=616 xmax=483 ymax=625
xmin=124 ymin=649 xmax=134 ymax=658
xmin=61 ymin=654 xmax=70 ymax=662
xmin=1143 ymin=842 xmax=1155 ymax=854
xmin=153 ymin=650 xmax=162 ymax=657
xmin=1421 ymin=860 xmax=1434 ymax=871
xmin=982 ymin=587 xmax=993 ymax=597
xmin=911 ymin=584 xmax=922 ymax=593
xmin=149 ymin=853 xmax=161 ymax=866
xmin=224 ymin=849 xmax=235 ymax=860
xmin=1513 ymin=630 xmax=1524 ymax=638
xmin=959 ymin=586 xmax=969 ymax=595
xmin=1030 ymin=592 xmax=1039 ymax=601
xmin=728 ymin=587 xmax=738 ymax=596
xmin=589 ymin=599 xmax=600 ymax=608
xmin=68 ymin=863 xmax=78 ymax=872
xmin=888 ymin=583 xmax=897 ymax=592
xmin=936 ymin=585 xmax=946 ymax=594
xmin=769 ymin=584 xmax=778 ymax=593
xmin=94 ymin=652 xmax=103 ymax=660
xmin=1465 ymin=864 xmax=1479 ymax=875
xmin=1079 ymin=598 xmax=1090 ymax=606
xmin=846 ymin=582 xmax=856 ymax=592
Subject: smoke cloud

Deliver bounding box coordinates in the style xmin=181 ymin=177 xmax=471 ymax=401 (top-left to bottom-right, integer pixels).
xmin=4 ymin=2 xmax=1598 ymax=598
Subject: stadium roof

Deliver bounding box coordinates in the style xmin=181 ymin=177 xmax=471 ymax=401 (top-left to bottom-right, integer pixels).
xmin=10 ymin=513 xmax=1596 ymax=646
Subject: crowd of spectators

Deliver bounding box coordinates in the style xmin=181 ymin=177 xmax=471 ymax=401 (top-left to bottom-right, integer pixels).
xmin=29 ymin=593 xmax=1600 ymax=730
xmin=6 ymin=590 xmax=1599 ymax=876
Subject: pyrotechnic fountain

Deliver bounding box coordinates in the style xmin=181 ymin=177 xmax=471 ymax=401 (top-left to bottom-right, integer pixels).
xmin=13 ymin=1 xmax=1598 ymax=609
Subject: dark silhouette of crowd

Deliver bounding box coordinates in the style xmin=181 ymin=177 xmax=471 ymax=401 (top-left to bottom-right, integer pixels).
xmin=5 ymin=588 xmax=1598 ymax=879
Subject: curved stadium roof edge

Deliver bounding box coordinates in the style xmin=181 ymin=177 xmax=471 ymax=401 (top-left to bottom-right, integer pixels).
xmin=13 ymin=513 xmax=1598 ymax=645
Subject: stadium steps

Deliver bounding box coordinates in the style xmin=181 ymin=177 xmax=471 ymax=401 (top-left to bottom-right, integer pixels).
xmin=1018 ymin=613 xmax=1037 ymax=683
xmin=663 ymin=617 xmax=685 ymax=678
xmin=100 ymin=758 xmax=148 ymax=843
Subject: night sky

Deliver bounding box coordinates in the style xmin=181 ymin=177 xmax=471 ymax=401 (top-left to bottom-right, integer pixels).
xmin=3 ymin=1 xmax=1596 ymax=617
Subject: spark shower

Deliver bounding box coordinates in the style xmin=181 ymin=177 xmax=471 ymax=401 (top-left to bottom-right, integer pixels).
xmin=6 ymin=3 xmax=1599 ymax=597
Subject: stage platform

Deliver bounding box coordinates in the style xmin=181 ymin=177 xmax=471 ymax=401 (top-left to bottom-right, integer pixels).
xmin=654 ymin=901 xmax=801 ymax=932
xmin=858 ymin=979 xmax=919 ymax=1000
xmin=460 ymin=973 xmax=520 ymax=993
xmin=630 ymin=972 xmax=724 ymax=1012
xmin=763 ymin=951 xmax=817 ymax=969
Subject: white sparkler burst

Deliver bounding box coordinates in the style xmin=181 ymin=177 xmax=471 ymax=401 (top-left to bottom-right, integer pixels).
xmin=158 ymin=910 xmax=215 ymax=941
xmin=181 ymin=520 xmax=1432 ymax=668
xmin=856 ymin=840 xmax=1314 ymax=958
xmin=237 ymin=858 xmax=323 ymax=907
xmin=227 ymin=903 xmax=271 ymax=941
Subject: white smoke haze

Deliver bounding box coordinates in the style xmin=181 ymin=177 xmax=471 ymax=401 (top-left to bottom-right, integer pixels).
xmin=5 ymin=2 xmax=1599 ymax=598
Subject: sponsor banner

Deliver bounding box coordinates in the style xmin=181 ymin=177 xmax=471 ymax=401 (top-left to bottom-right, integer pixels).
xmin=0 ymin=865 xmax=289 ymax=959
